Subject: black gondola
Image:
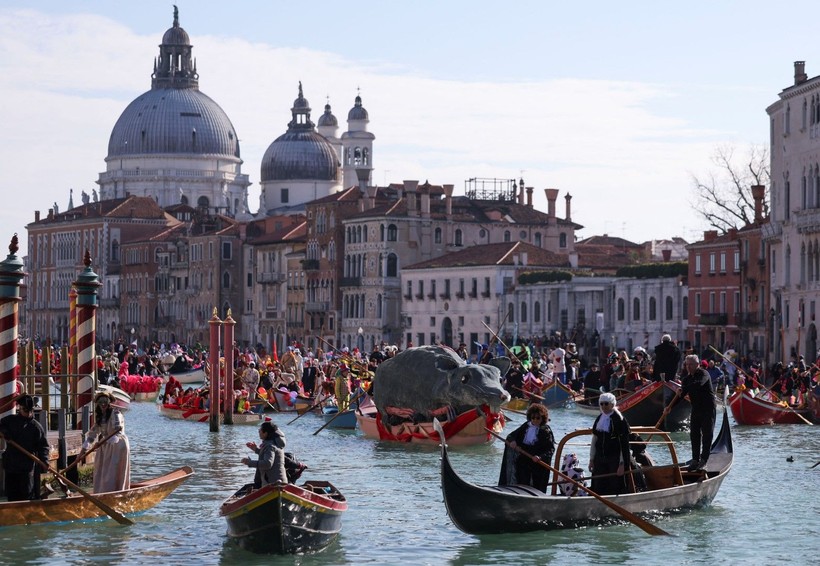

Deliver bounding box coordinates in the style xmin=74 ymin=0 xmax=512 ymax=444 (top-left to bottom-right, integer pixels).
xmin=437 ymin=408 xmax=733 ymax=535
xmin=575 ymin=381 xmax=692 ymax=431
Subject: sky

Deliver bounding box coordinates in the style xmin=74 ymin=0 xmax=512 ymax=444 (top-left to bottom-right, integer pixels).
xmin=0 ymin=0 xmax=809 ymax=257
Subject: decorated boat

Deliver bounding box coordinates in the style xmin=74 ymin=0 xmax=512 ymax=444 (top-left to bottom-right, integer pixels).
xmin=728 ymin=388 xmax=814 ymax=425
xmin=0 ymin=466 xmax=194 ymax=527
xmin=356 ymin=406 xmax=504 ymax=445
xmin=219 ymin=480 xmax=347 ymax=554
xmin=574 ymin=381 xmax=691 ymax=431
xmin=438 ymin=409 xmax=733 ymax=534
xmin=158 ymin=403 xmax=263 ymax=424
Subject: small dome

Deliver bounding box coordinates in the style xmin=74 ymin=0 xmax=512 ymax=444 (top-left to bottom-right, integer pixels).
xmin=348 ymin=95 xmax=369 ymax=121
xmin=260 ymin=131 xmax=339 ymax=182
xmin=162 ymin=25 xmax=190 ymax=45
xmin=317 ymin=103 xmax=338 ymax=127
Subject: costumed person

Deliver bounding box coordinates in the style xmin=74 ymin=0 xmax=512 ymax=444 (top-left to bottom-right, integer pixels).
xmin=498 ymin=404 xmax=555 ymax=492
xmin=588 ymin=392 xmax=631 ymax=495
xmin=334 ymin=365 xmax=351 ymax=411
xmin=241 ymin=361 xmax=260 ymax=400
xmin=667 ymin=354 xmax=716 ymax=471
xmin=0 ymin=395 xmax=49 ymax=501
xmin=242 ymin=421 xmax=287 ymax=488
xmin=82 ymin=391 xmax=130 ymax=493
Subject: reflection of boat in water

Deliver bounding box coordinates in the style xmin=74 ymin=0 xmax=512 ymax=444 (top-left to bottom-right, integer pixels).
xmin=0 ymin=466 xmax=194 ymax=527
xmin=728 ymin=388 xmax=814 ymax=425
xmin=158 ymin=404 xmax=262 ymax=424
xmin=220 ymin=480 xmax=347 ymax=554
xmin=356 ymin=407 xmax=504 ymax=446
xmin=438 ymin=409 xmax=733 ymax=534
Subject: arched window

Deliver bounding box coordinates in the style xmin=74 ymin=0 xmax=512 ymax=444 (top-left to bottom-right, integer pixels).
xmin=559 ymin=233 xmax=567 ymax=248
xmin=387 ymin=224 xmax=398 ymax=242
xmin=386 ymin=253 xmax=398 ymax=277
xmin=665 ymin=296 xmax=673 ymax=320
xmin=520 ymin=302 xmax=528 ymax=323
xmin=380 ymin=224 xmax=385 ymax=241
xmin=534 ymin=301 xmax=541 ymax=323
xmin=222 ymin=272 xmax=231 ymax=289
xmin=507 ymin=302 xmax=515 ymax=322
xmin=434 ymin=227 xmax=442 ymax=244
xmin=454 ymin=229 xmax=463 ymax=246
xmin=633 ymin=298 xmax=640 ymax=321
xmin=534 ymin=232 xmax=542 ymax=247
xmin=197 ymin=196 xmax=210 ymax=209
xmin=504 ymin=231 xmax=511 ymax=242
xmin=617 ymin=298 xmax=625 ymax=321
xmin=649 ymin=297 xmax=657 ymax=320
xmin=111 ymin=239 xmax=120 ymax=262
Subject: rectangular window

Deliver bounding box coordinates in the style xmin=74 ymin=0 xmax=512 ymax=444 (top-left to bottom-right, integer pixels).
xmin=719 ymin=252 xmax=726 ymax=273
xmin=281 ymin=188 xmax=289 ymax=203
xmin=695 ymin=292 xmax=701 ymax=315
xmin=222 ymin=241 xmax=232 ymax=260
xmin=429 ymin=332 xmax=436 ymax=345
xmin=719 ymin=291 xmax=726 ymax=313
xmin=709 ymin=253 xmax=716 ymax=274
xmin=430 ymin=317 xmax=436 ymax=327
xmin=734 ymin=291 xmax=740 ymax=314
xmin=695 ymin=255 xmax=701 ymax=275
xmin=709 ymin=292 xmax=716 ymax=312
xmin=734 ymin=250 xmax=740 ymax=272
xmin=247 ymin=273 xmax=252 ymax=287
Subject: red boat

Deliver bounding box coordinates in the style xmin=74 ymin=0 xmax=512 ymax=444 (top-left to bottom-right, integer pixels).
xmin=728 ymin=388 xmax=814 ymax=425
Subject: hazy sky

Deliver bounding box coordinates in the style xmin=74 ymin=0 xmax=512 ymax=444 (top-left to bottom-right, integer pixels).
xmin=0 ymin=1 xmax=806 ymax=257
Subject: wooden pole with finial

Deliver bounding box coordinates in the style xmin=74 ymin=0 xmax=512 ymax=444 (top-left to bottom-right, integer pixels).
xmin=223 ymin=308 xmax=236 ymax=425
xmin=208 ymin=307 xmax=222 ymax=432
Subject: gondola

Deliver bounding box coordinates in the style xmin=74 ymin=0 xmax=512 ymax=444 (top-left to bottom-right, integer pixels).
xmin=158 ymin=403 xmax=263 ymax=424
xmin=0 ymin=467 xmax=194 ymax=527
xmin=575 ymin=381 xmax=691 ymax=431
xmin=219 ymin=480 xmax=347 ymax=554
xmin=437 ymin=408 xmax=733 ymax=534
xmin=728 ymin=388 xmax=814 ymax=425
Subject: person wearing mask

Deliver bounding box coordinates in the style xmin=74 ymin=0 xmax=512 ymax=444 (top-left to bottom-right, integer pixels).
xmin=82 ymin=391 xmax=130 ymax=493
xmin=0 ymin=395 xmax=50 ymax=501
xmin=498 ymin=404 xmax=555 ymax=492
xmin=588 ymin=392 xmax=631 ymax=495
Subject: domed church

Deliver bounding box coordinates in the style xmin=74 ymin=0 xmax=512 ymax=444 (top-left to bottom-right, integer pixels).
xmin=97 ymin=8 xmax=251 ymax=216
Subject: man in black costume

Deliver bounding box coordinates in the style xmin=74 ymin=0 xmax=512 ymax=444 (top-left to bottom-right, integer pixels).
xmin=670 ymin=354 xmax=716 ymax=471
xmin=652 ymin=334 xmax=681 ymax=381
xmin=0 ymin=395 xmax=50 ymax=501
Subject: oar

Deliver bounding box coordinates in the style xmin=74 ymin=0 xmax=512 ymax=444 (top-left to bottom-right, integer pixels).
xmin=655 ymin=389 xmax=680 ymax=429
xmin=1 ymin=436 xmax=134 ymax=526
xmin=484 ymin=427 xmax=671 ymax=537
xmin=810 ymin=461 xmax=820 ymax=469
xmin=313 ymin=390 xmax=365 ymax=435
xmin=287 ymin=397 xmax=324 ymax=425
xmin=60 ymin=427 xmax=122 ymax=475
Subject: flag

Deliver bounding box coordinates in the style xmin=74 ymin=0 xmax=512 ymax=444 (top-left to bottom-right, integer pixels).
xmin=272 ymin=341 xmax=279 ymax=363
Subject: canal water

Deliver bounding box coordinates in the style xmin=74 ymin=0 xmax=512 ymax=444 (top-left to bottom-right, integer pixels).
xmin=0 ymin=400 xmax=817 ymax=565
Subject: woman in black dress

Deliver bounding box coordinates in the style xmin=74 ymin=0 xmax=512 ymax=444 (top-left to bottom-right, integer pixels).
xmin=588 ymin=392 xmax=631 ymax=495
xmin=498 ymin=404 xmax=555 ymax=492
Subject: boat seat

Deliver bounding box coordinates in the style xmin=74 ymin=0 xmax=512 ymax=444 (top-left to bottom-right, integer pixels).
xmin=488 ymin=485 xmax=548 ymax=497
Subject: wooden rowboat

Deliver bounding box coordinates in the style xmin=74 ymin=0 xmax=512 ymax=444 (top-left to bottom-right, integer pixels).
xmin=355 ymin=407 xmax=504 ymax=446
xmin=321 ymin=406 xmax=357 ymax=429
xmin=220 ymin=480 xmax=347 ymax=554
xmin=158 ymin=404 xmax=263 ymax=424
xmin=438 ymin=410 xmax=733 ymax=534
xmin=0 ymin=466 xmax=194 ymax=527
xmin=728 ymin=388 xmax=814 ymax=425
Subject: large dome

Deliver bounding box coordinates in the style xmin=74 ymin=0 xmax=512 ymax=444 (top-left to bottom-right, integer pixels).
xmin=260 ymin=83 xmax=339 ymax=182
xmin=261 ymin=131 xmax=338 ymax=181
xmin=107 ymin=88 xmax=240 ymax=159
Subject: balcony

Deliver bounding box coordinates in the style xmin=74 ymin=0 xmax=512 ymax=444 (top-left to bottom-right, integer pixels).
xmin=340 ymin=277 xmax=361 ymax=287
xmin=259 ymin=272 xmax=286 ymax=284
xmin=794 ymin=208 xmax=820 ymax=234
xmin=698 ymin=312 xmax=728 ymax=325
xmin=305 ymin=301 xmax=330 ymax=312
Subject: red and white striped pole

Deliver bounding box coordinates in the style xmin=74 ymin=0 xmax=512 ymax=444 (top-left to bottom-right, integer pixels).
xmin=69 ymin=287 xmax=78 ymax=377
xmin=0 ymin=235 xmax=26 ymax=418
xmin=223 ymin=309 xmax=236 ymax=425
xmin=73 ymin=251 xmax=101 ymax=418
xmin=208 ymin=308 xmax=222 ymax=432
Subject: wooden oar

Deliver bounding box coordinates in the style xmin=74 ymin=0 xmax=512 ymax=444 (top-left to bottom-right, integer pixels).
xmin=312 ymin=390 xmax=365 ymax=435
xmin=484 ymin=427 xmax=671 ymax=537
xmin=60 ymin=427 xmax=122 ymax=475
xmin=1 ymin=436 xmax=134 ymax=526
xmin=287 ymin=397 xmax=324 ymax=425
xmin=810 ymin=461 xmax=820 ymax=469
xmin=655 ymin=389 xmax=680 ymax=429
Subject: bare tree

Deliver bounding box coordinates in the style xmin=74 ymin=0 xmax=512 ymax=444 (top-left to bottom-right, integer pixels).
xmin=690 ymin=145 xmax=770 ymax=233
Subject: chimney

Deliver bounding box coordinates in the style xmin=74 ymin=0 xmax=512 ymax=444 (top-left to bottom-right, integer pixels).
xmin=443 ymin=184 xmax=454 ymax=218
xmin=526 ymin=186 xmax=533 ymax=208
xmin=564 ymin=193 xmax=572 ymax=222
xmin=366 ymin=185 xmax=378 ymax=210
xmin=35 ymin=210 xmax=40 ymax=222
xmin=48 ymin=209 xmax=54 ymax=220
xmin=752 ymin=184 xmax=765 ymax=223
xmin=662 ymin=249 xmax=672 ymax=262
xmin=518 ymin=179 xmax=525 ymax=205
xmin=704 ymin=230 xmax=718 ymax=242
xmin=545 ymin=188 xmax=559 ymax=217
xmin=419 ymin=181 xmax=431 ymax=218
xmin=795 ymin=61 xmax=808 ymax=85
xmin=404 ymin=180 xmax=418 ymax=216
